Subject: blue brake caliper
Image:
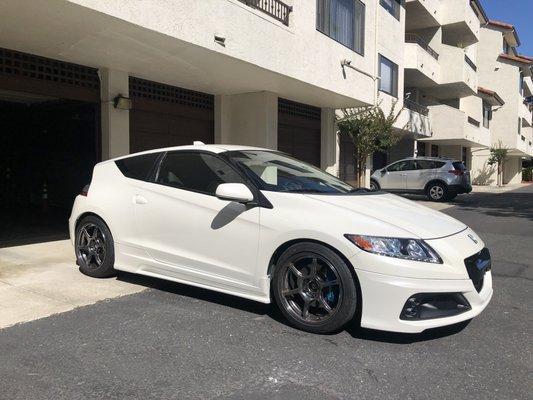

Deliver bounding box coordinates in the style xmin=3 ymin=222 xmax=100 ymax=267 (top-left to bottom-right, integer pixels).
xmin=324 ymin=269 xmax=336 ymax=303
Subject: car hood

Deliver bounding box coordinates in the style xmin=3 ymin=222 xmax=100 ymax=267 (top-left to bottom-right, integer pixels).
xmin=304 ymin=192 xmax=467 ymax=239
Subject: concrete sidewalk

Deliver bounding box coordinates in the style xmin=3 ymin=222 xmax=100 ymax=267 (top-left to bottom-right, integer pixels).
xmin=0 ymin=240 xmax=144 ymax=329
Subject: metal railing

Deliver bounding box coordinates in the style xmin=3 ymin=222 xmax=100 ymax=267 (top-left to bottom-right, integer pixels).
xmin=405 ymin=33 xmax=439 ymax=60
xmin=467 ymin=116 xmax=480 ymax=127
xmin=237 ymin=0 xmax=292 ymax=26
xmin=464 ymin=54 xmax=477 ymax=71
xmin=404 ymin=98 xmax=429 ymax=116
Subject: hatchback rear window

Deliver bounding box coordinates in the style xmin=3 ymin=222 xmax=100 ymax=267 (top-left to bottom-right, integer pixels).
xmin=452 ymin=162 xmax=466 ymax=170
xmin=115 ymin=153 xmax=159 ymax=181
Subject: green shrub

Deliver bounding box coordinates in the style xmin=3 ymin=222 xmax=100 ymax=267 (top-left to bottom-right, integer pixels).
xmin=523 ymin=167 xmax=533 ymax=182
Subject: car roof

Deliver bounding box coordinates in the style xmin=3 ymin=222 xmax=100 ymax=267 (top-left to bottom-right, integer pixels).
xmin=398 ymin=157 xmax=458 ymax=162
xmin=106 ymin=143 xmax=272 ymax=163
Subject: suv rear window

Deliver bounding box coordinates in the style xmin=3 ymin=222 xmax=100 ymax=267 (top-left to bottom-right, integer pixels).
xmin=115 ymin=153 xmax=159 ymax=181
xmin=452 ymin=161 xmax=466 ymax=170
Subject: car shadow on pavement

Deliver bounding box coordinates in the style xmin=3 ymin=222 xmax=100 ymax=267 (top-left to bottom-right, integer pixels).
xmin=345 ymin=320 xmax=471 ymax=344
xmin=116 ymin=271 xmax=271 ymax=316
xmin=117 ymin=271 xmax=470 ymax=343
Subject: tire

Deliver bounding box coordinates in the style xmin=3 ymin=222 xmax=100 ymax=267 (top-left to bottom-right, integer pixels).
xmin=369 ymin=180 xmax=380 ymax=192
xmin=272 ymin=242 xmax=358 ymax=334
xmin=426 ymin=182 xmax=448 ymax=202
xmin=75 ymin=215 xmax=116 ymax=278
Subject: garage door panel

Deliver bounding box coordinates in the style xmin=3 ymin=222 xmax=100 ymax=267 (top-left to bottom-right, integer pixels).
xmin=129 ymin=77 xmax=214 ymax=153
xmin=278 ymin=98 xmax=321 ymax=166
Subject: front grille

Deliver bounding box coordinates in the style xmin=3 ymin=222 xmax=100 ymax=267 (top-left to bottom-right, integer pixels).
xmin=464 ymin=248 xmax=491 ymax=292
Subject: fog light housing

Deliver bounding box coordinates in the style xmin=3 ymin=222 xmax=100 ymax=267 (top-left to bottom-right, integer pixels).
xmin=400 ymin=293 xmax=471 ymax=320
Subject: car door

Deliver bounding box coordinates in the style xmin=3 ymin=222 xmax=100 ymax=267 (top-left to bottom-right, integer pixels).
xmin=133 ymin=150 xmax=260 ymax=287
xmin=380 ymin=160 xmax=410 ymax=190
xmin=405 ymin=160 xmax=431 ymax=190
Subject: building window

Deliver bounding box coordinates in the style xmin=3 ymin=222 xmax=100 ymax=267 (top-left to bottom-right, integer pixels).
xmin=378 ymin=54 xmax=398 ymax=97
xmin=380 ymin=0 xmax=401 ymax=20
xmin=482 ymin=101 xmax=492 ymax=129
xmin=416 ymin=141 xmax=426 ymax=157
xmin=316 ymin=0 xmax=365 ymax=55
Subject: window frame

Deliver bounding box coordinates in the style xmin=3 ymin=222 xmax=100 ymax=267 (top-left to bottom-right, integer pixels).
xmin=316 ymin=0 xmax=366 ymax=56
xmin=380 ymin=0 xmax=401 ymax=20
xmin=378 ymin=54 xmax=399 ymax=98
xmin=150 ymin=150 xmax=258 ymax=200
xmin=482 ymin=100 xmax=491 ymax=129
xmin=115 ymin=152 xmax=163 ymax=182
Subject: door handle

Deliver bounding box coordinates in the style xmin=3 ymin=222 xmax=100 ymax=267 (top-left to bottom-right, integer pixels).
xmin=133 ymin=194 xmax=148 ymax=205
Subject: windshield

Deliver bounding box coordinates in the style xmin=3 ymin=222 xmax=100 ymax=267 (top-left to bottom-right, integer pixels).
xmin=225 ymin=150 xmax=355 ymax=194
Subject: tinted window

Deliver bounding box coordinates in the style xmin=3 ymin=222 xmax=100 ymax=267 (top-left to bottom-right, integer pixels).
xmin=387 ymin=160 xmax=414 ymax=171
xmin=415 ymin=160 xmax=436 ymax=169
xmin=115 ymin=153 xmax=159 ymax=181
xmin=316 ymin=0 xmax=365 ymax=55
xmin=435 ymin=161 xmax=446 ymax=168
xmin=452 ymin=162 xmax=466 ymax=171
xmin=156 ymin=152 xmax=244 ymax=195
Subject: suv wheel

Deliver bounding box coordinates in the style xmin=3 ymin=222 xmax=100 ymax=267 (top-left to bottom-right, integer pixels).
xmin=369 ymin=180 xmax=380 ymax=191
xmin=426 ymin=182 xmax=448 ymax=202
xmin=272 ymin=243 xmax=358 ymax=334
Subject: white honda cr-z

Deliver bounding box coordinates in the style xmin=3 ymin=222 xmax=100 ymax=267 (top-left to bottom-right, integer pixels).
xmin=69 ymin=143 xmax=493 ymax=334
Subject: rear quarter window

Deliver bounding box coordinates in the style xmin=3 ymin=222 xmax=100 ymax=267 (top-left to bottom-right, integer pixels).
xmin=435 ymin=161 xmax=446 ymax=168
xmin=115 ymin=153 xmax=159 ymax=181
xmin=452 ymin=161 xmax=466 ymax=170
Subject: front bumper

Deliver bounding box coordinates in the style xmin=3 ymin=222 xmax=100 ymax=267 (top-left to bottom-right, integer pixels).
xmin=355 ymin=269 xmax=492 ymax=333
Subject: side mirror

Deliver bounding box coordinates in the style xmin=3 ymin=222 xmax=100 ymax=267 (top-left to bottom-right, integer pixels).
xmin=215 ymin=183 xmax=254 ymax=203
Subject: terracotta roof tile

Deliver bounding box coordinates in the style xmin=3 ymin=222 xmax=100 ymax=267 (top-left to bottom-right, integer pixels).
xmin=499 ymin=53 xmax=532 ymax=64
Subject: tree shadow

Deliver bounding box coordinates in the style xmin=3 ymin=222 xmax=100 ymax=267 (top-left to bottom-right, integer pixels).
xmin=471 ymin=162 xmax=496 ymax=186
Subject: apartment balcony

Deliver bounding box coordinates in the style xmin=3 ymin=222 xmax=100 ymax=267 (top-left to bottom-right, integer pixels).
xmin=419 ymin=104 xmax=490 ymax=147
xmin=405 ymin=0 xmax=440 ymax=31
xmin=427 ymin=45 xmax=477 ymax=99
xmin=440 ymin=0 xmax=480 ymax=46
xmin=404 ymin=34 xmax=441 ymax=87
xmin=524 ymin=77 xmax=533 ymax=97
xmin=396 ymin=99 xmax=432 ymax=137
xmin=521 ymin=98 xmax=533 ymax=127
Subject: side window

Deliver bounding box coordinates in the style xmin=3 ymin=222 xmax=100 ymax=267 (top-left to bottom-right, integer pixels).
xmin=435 ymin=161 xmax=446 ymax=168
xmin=115 ymin=153 xmax=159 ymax=181
xmin=416 ymin=160 xmax=436 ymax=170
xmin=401 ymin=160 xmax=417 ymax=171
xmin=387 ymin=162 xmax=401 ymax=172
xmin=156 ymin=152 xmax=245 ymax=195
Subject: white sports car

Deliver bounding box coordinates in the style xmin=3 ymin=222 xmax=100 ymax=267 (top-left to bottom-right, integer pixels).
xmin=69 ymin=143 xmax=493 ymax=334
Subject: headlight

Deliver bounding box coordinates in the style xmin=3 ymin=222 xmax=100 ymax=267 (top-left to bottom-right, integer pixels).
xmin=344 ymin=234 xmax=442 ymax=264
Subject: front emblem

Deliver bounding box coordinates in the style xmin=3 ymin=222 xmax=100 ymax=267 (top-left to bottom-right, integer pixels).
xmin=468 ymin=233 xmax=478 ymax=244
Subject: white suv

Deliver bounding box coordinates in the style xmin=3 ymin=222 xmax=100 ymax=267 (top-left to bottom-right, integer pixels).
xmin=370 ymin=157 xmax=472 ymax=201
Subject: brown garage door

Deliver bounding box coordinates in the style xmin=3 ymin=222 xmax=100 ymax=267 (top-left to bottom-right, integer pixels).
xmin=129 ymin=77 xmax=214 ymax=153
xmin=278 ymin=98 xmax=321 ymax=166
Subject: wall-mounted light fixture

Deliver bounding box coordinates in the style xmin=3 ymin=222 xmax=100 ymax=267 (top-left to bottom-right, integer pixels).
xmin=113 ymin=94 xmax=132 ymax=110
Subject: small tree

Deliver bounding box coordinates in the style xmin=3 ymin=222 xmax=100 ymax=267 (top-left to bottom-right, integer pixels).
xmin=336 ymin=101 xmax=403 ymax=187
xmin=487 ymin=141 xmax=508 ymax=187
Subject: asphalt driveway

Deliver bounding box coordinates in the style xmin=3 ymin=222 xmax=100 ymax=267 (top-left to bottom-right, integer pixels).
xmin=0 ymin=186 xmax=531 ymax=400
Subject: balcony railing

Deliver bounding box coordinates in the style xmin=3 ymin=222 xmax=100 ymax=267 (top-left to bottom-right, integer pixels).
xmin=464 ymin=54 xmax=477 ymax=71
xmin=405 ymin=33 xmax=439 ymax=60
xmin=238 ymin=0 xmax=292 ymax=26
xmin=404 ymin=98 xmax=429 ymax=116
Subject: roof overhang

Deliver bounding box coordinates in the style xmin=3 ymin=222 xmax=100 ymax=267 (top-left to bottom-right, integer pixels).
xmin=470 ymin=0 xmax=488 ymax=24
xmin=477 ymin=87 xmax=504 ymax=106
xmin=487 ymin=20 xmax=520 ymax=47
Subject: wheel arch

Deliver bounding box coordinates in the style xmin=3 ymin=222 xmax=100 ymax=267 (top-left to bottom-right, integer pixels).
xmin=267 ymin=238 xmax=363 ymax=325
xmin=75 ymin=211 xmax=112 ymax=235
xmin=424 ymin=179 xmax=448 ymax=193
xmin=369 ymin=178 xmax=380 ymax=189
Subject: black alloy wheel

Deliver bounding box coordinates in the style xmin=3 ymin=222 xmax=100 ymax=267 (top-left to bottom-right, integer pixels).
xmin=75 ymin=216 xmax=115 ymax=278
xmin=273 ymin=243 xmax=358 ymax=334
